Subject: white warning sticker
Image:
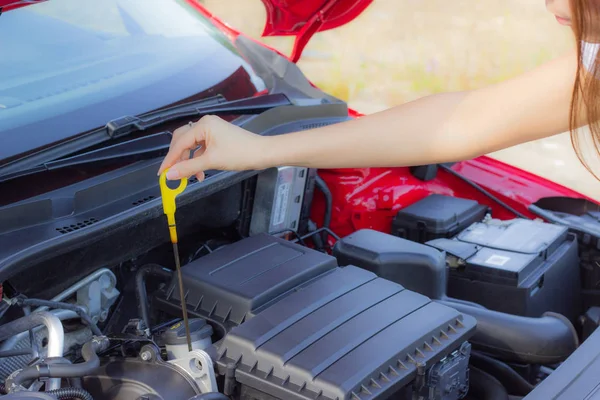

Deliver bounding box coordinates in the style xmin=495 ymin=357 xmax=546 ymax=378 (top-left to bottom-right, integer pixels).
xmin=485 ymin=254 xmax=510 ymax=266
xmin=272 ymin=182 xmax=291 ymax=226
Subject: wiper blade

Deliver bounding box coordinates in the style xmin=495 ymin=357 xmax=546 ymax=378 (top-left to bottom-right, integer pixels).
xmin=106 ymin=92 xmax=292 ymax=139
xmin=0 ymin=132 xmax=172 ymax=183
xmin=0 ymin=93 xmax=292 ymax=177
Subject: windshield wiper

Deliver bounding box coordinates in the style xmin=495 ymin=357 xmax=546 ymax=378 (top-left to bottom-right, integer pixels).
xmin=0 ymin=132 xmax=173 ymax=183
xmin=0 ymin=93 xmax=292 ymax=178
xmin=105 ymin=92 xmax=291 ymax=138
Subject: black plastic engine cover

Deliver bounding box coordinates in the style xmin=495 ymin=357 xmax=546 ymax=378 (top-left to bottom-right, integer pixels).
xmin=159 ymin=234 xmax=476 ymax=400
xmin=214 ymin=265 xmax=476 ymax=400
xmin=158 ymin=233 xmax=338 ymax=333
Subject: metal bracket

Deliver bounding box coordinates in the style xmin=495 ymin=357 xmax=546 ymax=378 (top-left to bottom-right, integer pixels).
xmin=168 ymin=349 xmax=217 ymax=394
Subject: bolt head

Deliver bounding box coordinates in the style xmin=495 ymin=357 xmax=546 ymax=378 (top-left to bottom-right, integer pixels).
xmin=140 ymin=351 xmax=152 ymax=361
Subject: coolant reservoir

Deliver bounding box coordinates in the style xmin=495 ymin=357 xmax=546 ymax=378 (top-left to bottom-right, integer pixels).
xmin=162 ymin=318 xmax=213 ymax=360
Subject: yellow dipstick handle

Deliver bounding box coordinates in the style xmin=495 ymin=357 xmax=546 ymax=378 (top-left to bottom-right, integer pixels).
xmin=159 ymin=169 xmax=192 ymax=351
xmin=159 ymin=170 xmax=188 ymax=243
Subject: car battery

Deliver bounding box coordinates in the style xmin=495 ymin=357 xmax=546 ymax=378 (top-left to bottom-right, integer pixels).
xmin=427 ymin=218 xmax=582 ymax=321
xmin=392 ymin=194 xmax=489 ymax=243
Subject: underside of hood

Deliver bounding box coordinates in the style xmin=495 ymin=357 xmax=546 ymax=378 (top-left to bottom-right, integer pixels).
xmin=261 ymin=0 xmax=373 ymax=62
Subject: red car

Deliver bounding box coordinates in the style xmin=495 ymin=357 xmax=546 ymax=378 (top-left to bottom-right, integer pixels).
xmin=0 ymin=1 xmax=598 ymax=399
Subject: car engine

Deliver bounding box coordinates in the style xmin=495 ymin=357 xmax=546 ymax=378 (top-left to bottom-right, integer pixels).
xmin=0 ymin=168 xmax=588 ymax=400
xmin=156 ymin=233 xmax=476 ymax=400
xmin=0 ymin=233 xmax=476 ymax=400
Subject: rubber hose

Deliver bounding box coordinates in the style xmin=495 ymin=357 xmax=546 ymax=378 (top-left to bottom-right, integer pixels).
xmin=308 ymin=220 xmax=325 ymax=251
xmin=439 ymin=300 xmax=578 ymax=364
xmin=315 ymin=175 xmax=332 ymax=244
xmin=442 ymin=296 xmax=487 ymax=309
xmin=135 ymin=264 xmax=173 ymax=332
xmin=187 ymin=393 xmax=229 ymax=400
xmin=46 ymin=387 xmax=94 ymax=400
xmin=12 ymin=337 xmax=109 ymax=386
xmin=19 ymin=298 xmax=102 ymax=337
xmin=468 ymin=367 xmax=509 ymax=400
xmin=470 ymin=351 xmax=534 ymax=396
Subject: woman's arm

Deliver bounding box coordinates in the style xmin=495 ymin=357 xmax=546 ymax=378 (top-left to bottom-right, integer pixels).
xmin=266 ymin=49 xmax=580 ymax=168
xmin=159 ymin=49 xmax=582 ymax=180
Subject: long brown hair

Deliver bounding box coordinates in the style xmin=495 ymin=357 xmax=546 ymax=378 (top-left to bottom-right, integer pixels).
xmin=570 ymin=0 xmax=600 ymax=176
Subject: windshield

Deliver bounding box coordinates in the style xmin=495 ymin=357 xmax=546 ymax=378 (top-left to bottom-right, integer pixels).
xmin=0 ymin=0 xmax=266 ymax=164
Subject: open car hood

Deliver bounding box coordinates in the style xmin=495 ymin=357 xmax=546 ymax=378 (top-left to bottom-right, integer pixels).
xmin=260 ymin=0 xmax=373 ymax=62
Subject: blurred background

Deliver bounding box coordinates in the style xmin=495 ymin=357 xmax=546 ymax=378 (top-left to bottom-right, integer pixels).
xmin=203 ymin=0 xmax=600 ymax=199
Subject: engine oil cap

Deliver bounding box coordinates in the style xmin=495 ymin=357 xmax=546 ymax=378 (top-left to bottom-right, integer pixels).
xmin=163 ymin=318 xmax=213 ymax=345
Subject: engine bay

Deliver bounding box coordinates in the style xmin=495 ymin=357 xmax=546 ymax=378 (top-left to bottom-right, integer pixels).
xmin=1 ymin=164 xmax=599 ymax=400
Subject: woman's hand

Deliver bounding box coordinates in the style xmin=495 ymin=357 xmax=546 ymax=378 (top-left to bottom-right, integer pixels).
xmin=157 ymin=115 xmax=268 ymax=181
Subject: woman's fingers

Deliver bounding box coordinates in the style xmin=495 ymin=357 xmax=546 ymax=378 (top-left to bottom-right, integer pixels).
xmin=165 ymin=156 xmax=209 ymax=180
xmin=192 ymin=144 xmax=206 ymax=159
xmin=158 ymin=115 xmax=267 ymax=181
xmin=171 ymin=122 xmax=192 ymax=144
xmin=158 ymin=121 xmax=206 ymax=175
xmin=169 ymin=122 xmax=193 ymax=154
xmin=191 ymin=145 xmax=207 ymax=182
